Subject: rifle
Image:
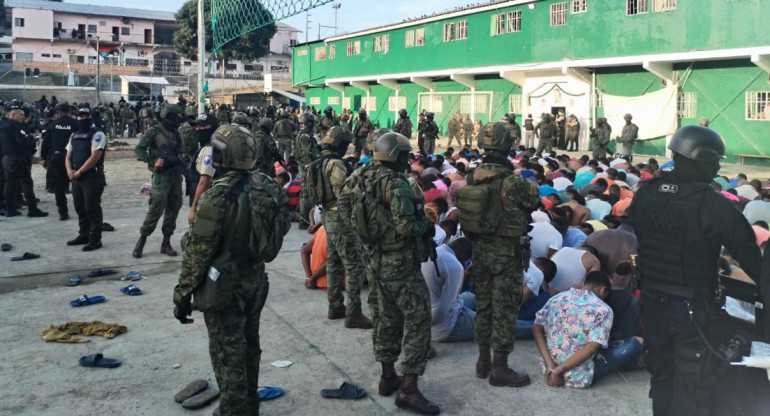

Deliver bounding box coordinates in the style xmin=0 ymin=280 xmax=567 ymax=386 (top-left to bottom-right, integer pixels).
xmin=267 ymin=141 xmax=288 ymax=171
xmin=157 ymin=144 xmax=193 ymax=195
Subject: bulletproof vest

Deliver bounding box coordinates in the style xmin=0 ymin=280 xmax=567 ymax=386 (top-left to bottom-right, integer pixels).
xmin=0 ymin=119 xmax=18 ymax=155
xmin=321 ymin=116 xmax=336 ymax=131
xmin=51 ymin=117 xmax=78 ymax=152
xmin=70 ymin=129 xmax=104 ymax=171
xmin=459 ymin=164 xmax=527 ymax=239
xmin=275 ymin=119 xmax=293 ymax=138
xmin=631 ymin=177 xmax=718 ymax=293
xmin=307 ymin=153 xmax=345 ymax=207
xmin=541 ymin=122 xmax=557 ymax=138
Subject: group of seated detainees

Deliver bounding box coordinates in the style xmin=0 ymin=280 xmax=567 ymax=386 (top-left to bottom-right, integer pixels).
xmin=287 ymin=143 xmax=770 ymax=389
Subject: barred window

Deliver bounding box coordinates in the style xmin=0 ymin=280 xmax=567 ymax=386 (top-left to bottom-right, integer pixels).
xmin=456 ymin=20 xmax=468 ymax=40
xmin=329 ymin=44 xmax=335 ymax=59
xmin=346 ymin=41 xmax=353 ymax=56
xmin=405 ymin=30 xmax=415 ymax=48
xmin=507 ymin=11 xmax=521 ymax=32
xmin=343 ymin=97 xmax=351 ymax=110
xmin=374 ymin=36 xmax=382 ymax=52
xmin=443 ymin=23 xmax=455 ymax=42
xmin=365 ymin=97 xmax=377 ymax=112
xmin=571 ymin=0 xmax=587 ymax=13
xmin=509 ymin=94 xmax=522 ymax=115
xmin=314 ymin=46 xmax=326 ymax=61
xmin=328 ymin=96 xmax=340 ymax=105
xmin=309 ymin=97 xmax=321 ymax=106
xmin=653 ymin=0 xmax=676 ymax=12
xmin=746 ymin=92 xmax=770 ymax=121
xmin=551 ymin=2 xmax=568 ymax=26
xmin=354 ymin=40 xmax=361 ymax=55
xmin=382 ymin=34 xmax=390 ymax=52
xmin=627 ymin=0 xmax=649 ymax=15
xmin=491 ymin=13 xmax=505 ymax=36
xmin=432 ymin=96 xmax=444 ymax=113
xmin=677 ymin=92 xmax=697 ymax=118
xmin=416 ymin=28 xmax=425 ymax=46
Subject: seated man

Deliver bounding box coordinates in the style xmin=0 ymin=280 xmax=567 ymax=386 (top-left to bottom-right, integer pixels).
xmin=421 ymin=238 xmax=475 ymax=342
xmin=548 ymin=246 xmax=601 ymax=292
xmin=516 ymin=257 xmax=558 ymax=339
xmin=533 ymin=271 xmax=643 ymax=389
xmin=301 ymin=225 xmax=329 ymax=289
xmin=605 ymin=261 xmax=641 ymax=342
xmin=529 ymin=221 xmax=564 ymax=258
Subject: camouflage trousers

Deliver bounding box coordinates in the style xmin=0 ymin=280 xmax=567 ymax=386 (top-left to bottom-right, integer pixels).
xmin=362 ymin=245 xmax=379 ymax=353
xmin=592 ymin=145 xmax=607 ymax=161
xmin=472 ymin=238 xmax=524 ymax=353
xmin=140 ymin=172 xmax=183 ymax=237
xmin=373 ymin=249 xmax=431 ymax=375
xmin=298 ymin=169 xmax=312 ymax=228
xmin=203 ymin=272 xmax=269 ymax=416
xmin=354 ymin=136 xmax=367 ymax=156
xmin=535 ymin=137 xmax=554 ymax=156
xmin=447 ymin=131 xmax=462 ymax=148
xmin=323 ymin=208 xmax=365 ymax=316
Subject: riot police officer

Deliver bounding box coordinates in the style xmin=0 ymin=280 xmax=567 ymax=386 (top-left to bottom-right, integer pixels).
xmin=627 ymin=125 xmax=762 ymax=416
xmin=1 ymin=103 xmax=47 ymax=217
xmin=45 ymin=103 xmax=79 ymax=220
xmin=65 ymin=107 xmax=107 ymax=251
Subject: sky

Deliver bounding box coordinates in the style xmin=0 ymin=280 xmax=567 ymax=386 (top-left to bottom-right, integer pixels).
xmin=68 ymin=0 xmax=481 ymax=42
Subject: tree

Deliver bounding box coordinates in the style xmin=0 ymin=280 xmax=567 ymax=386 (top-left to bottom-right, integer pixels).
xmin=173 ymin=0 xmax=277 ymax=62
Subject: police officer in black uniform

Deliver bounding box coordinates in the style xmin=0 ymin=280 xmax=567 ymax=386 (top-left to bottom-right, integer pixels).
xmin=627 ymin=125 xmax=762 ymax=416
xmin=1 ymin=103 xmax=47 ymax=217
xmin=65 ymin=107 xmax=107 ymax=251
xmin=43 ymin=103 xmax=79 ymax=220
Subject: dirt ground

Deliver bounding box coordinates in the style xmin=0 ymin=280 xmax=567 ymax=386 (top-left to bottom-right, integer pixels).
xmin=2 ymin=141 xmax=768 ymax=416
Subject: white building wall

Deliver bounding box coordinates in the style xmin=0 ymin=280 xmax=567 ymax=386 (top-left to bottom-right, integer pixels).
xmin=12 ymin=8 xmax=53 ymax=40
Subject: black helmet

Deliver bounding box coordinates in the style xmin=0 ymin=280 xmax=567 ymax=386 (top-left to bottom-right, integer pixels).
xmin=667 ymin=125 xmax=725 ymax=163
xmin=399 ymin=108 xmax=407 ymax=118
xmin=299 ymin=112 xmax=314 ymax=127
xmin=324 ymin=106 xmax=333 ymax=115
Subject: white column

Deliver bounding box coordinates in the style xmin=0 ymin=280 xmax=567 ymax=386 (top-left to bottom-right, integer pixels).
xmin=470 ymin=88 xmax=476 ymax=122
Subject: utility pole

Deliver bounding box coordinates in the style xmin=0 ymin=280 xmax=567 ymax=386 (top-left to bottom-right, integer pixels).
xmin=305 ymin=11 xmax=311 ymax=43
xmin=197 ymin=0 xmax=206 ymax=117
xmin=332 ymin=3 xmax=341 ymax=36
xmin=95 ymin=36 xmax=101 ymax=103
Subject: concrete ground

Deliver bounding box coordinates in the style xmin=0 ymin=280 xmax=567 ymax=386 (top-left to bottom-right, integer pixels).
xmin=2 ymin=141 xmax=766 ymax=416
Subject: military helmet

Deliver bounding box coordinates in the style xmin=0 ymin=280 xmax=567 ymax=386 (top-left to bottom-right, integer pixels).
xmin=399 ymin=108 xmax=407 ymax=117
xmin=184 ymin=105 xmax=197 ymax=117
xmin=280 ymin=110 xmax=289 ymax=119
xmin=211 ymin=125 xmax=259 ymax=170
xmin=231 ymin=111 xmax=251 ymax=127
xmin=324 ymin=106 xmax=333 ymax=114
xmin=624 ymin=113 xmax=633 ymax=121
xmin=426 ymin=112 xmax=435 ymax=119
xmin=160 ymin=104 xmax=182 ymax=120
xmin=248 ymin=107 xmax=260 ymax=116
xmin=373 ymin=132 xmax=412 ymax=162
xmin=667 ymin=125 xmax=725 ymax=163
xmin=323 ymin=125 xmax=353 ymax=148
xmin=478 ymin=122 xmax=513 ymax=153
xmin=367 ymin=128 xmax=391 ymax=152
xmin=259 ymin=117 xmax=274 ymax=130
xmin=299 ymin=112 xmax=314 ymax=126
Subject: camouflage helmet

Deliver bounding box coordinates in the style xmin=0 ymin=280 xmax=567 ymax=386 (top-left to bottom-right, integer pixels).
xmin=248 ymin=107 xmax=260 ymax=116
xmin=231 ymin=111 xmax=251 ymax=127
xmin=259 ymin=117 xmax=274 ymax=131
xmin=184 ymin=105 xmax=197 ymax=118
xmin=373 ymin=132 xmax=412 ymax=162
xmin=478 ymin=122 xmax=513 ymax=153
xmin=323 ymin=126 xmax=353 ymax=148
xmin=211 ymin=125 xmax=258 ymax=170
xmin=398 ymin=108 xmax=407 ymax=117
xmin=367 ymin=128 xmax=391 ymax=153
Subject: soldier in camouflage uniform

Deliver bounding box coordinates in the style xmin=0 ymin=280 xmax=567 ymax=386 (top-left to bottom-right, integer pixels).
xmin=535 ymin=113 xmax=559 ymax=157
xmin=308 ymin=126 xmax=372 ymax=328
xmin=100 ymin=105 xmax=114 ymax=137
xmin=447 ymin=111 xmax=461 ymax=148
xmin=462 ymin=115 xmax=474 ymax=147
xmin=353 ymin=109 xmax=374 ymax=159
xmin=247 ymin=108 xmax=261 ymax=135
xmin=132 ymin=105 xmax=185 ymax=258
xmin=615 ymin=113 xmax=639 ymax=162
xmin=179 ymin=105 xmax=199 ymax=206
xmin=273 ymin=111 xmax=296 ymax=162
xmin=590 ymin=117 xmax=611 ymax=160
xmin=173 ymin=125 xmax=270 ymax=416
xmin=293 ymin=112 xmax=319 ymax=230
xmin=319 ymin=106 xmax=340 ymax=141
xmin=121 ymin=104 xmax=136 ymax=137
xmin=457 ymin=123 xmax=540 ymax=389
xmin=355 ymin=132 xmax=439 ymax=415
xmin=216 ymin=104 xmax=231 ymax=126
xmin=394 ymin=109 xmax=413 ymax=139
xmin=252 ymin=118 xmax=280 ymax=178
xmin=504 ymin=113 xmax=522 ymax=146
xmin=139 ymin=103 xmax=152 ymax=134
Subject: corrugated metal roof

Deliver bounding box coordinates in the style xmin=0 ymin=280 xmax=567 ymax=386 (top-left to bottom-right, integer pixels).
xmin=6 ymin=0 xmax=176 ymax=22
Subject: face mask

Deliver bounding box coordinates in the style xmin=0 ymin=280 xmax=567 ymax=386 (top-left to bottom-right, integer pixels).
xmin=196 ymin=128 xmax=213 ymax=146
xmin=78 ymin=119 xmax=92 ymax=130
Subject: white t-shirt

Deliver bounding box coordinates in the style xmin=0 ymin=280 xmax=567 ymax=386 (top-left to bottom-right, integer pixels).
xmin=552 ymin=177 xmax=573 ymax=191
xmin=196 ymin=145 xmax=215 ymax=177
xmin=421 ymin=244 xmax=465 ymax=342
xmin=735 ymin=184 xmax=760 ymax=201
xmin=550 ymin=247 xmax=588 ymax=291
xmin=529 ymin=222 xmax=563 ymax=259
xmin=524 ymin=261 xmax=544 ymax=296
xmin=66 ymin=130 xmax=107 ymax=153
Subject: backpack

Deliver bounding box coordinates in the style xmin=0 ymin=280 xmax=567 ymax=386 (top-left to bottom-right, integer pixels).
xmin=275 ymin=119 xmax=292 ymax=138
xmin=293 ymin=132 xmax=320 ymax=165
xmin=306 ymin=155 xmax=341 ymax=206
xmin=343 ymin=164 xmax=398 ymax=244
xmin=455 ymin=173 xmax=508 ymax=236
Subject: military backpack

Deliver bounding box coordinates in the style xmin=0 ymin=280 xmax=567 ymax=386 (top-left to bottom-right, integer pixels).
xmin=456 ymin=172 xmax=510 ymax=236
xmin=306 ymin=155 xmax=341 ymax=206
xmin=342 ymin=164 xmax=400 ymax=245
xmin=275 ymin=119 xmax=293 ymax=138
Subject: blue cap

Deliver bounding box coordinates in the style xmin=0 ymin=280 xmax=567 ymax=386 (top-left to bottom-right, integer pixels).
xmin=661 ymin=161 xmax=675 ymax=172
xmin=539 ymin=185 xmax=559 ymax=197
xmin=360 ymin=156 xmax=371 ymax=163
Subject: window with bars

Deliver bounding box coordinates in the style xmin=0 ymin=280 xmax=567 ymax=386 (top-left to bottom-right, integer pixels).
xmin=354 ymin=40 xmax=361 ymax=55
xmin=746 ymin=92 xmax=770 ymax=121
xmin=432 ymin=96 xmax=444 ymax=113
xmin=492 ymin=13 xmax=506 ymax=36
xmin=653 ymin=0 xmax=676 ymax=12
xmin=571 ymin=0 xmax=588 ymax=13
xmin=297 ymin=49 xmax=308 ymax=56
xmin=328 ymin=96 xmax=340 ymax=105
xmin=405 ymin=30 xmax=415 ymax=48
xmin=365 ymin=97 xmax=377 ymax=112
xmin=594 ymin=89 xmax=604 ymax=108
xmin=507 ymin=11 xmax=521 ymax=32
xmin=677 ymin=92 xmax=697 ymax=118
xmin=456 ymin=20 xmax=468 ymax=40
xmin=374 ymin=36 xmax=382 ymax=52
xmin=443 ymin=23 xmax=455 ymax=42
xmin=343 ymin=97 xmax=351 ymax=110
xmin=309 ymin=97 xmax=321 ymax=106
xmin=551 ymin=2 xmax=568 ymax=26
xmin=346 ymin=41 xmax=353 ymax=56
xmin=460 ymin=95 xmax=489 ymax=114
xmin=382 ymin=34 xmax=390 ymax=52
xmin=314 ymin=46 xmax=326 ymax=61
xmin=389 ymin=96 xmax=407 ymax=112
xmin=416 ymin=28 xmax=425 ymax=46
xmin=329 ymin=44 xmax=335 ymax=59
xmin=509 ymin=94 xmax=522 ymax=115
xmin=627 ymin=0 xmax=649 ymax=15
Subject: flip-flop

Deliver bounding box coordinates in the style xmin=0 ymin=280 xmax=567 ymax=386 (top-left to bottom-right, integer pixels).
xmin=174 ymin=379 xmax=209 ymax=403
xmin=88 ymin=268 xmax=117 ymax=277
xmin=102 ymin=223 xmax=115 ymax=232
xmin=258 ymin=386 xmax=284 ymax=401
xmin=119 ymin=285 xmax=142 ymax=296
xmin=67 ymin=275 xmax=84 ymax=287
xmin=1 ymin=243 xmax=11 ymax=251
xmin=70 ymin=295 xmax=106 ymax=307
xmin=181 ymin=389 xmax=220 ymax=409
xmin=79 ymin=353 xmax=121 ymax=368
xmin=124 ymin=271 xmax=143 ymax=281
xmin=320 ymin=382 xmax=366 ymax=400
xmin=11 ymin=252 xmax=39 ymax=261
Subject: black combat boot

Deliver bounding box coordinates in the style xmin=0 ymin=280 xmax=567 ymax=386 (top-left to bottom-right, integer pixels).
xmin=83 ymin=241 xmax=103 ymax=252
xmin=344 ymin=314 xmax=373 ymax=329
xmin=67 ymin=235 xmax=89 ymax=246
xmin=476 ymin=344 xmax=491 ymax=378
xmin=488 ymin=350 xmax=531 ymax=387
xmin=161 ymin=235 xmax=178 ymax=256
xmin=327 ymin=306 xmax=346 ymax=320
xmin=394 ymin=374 xmax=440 ymax=415
xmin=378 ymin=362 xmax=402 ymax=396
xmin=132 ymin=235 xmax=147 ymax=258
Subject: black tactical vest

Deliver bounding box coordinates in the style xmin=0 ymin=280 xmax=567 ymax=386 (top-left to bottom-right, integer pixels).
xmin=71 ymin=129 xmax=104 ymax=172
xmin=631 ymin=177 xmax=717 ymax=295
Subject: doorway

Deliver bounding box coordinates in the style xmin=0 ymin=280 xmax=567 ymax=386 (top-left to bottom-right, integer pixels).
xmin=144 ymin=29 xmax=152 ymax=44
xmin=112 ymin=27 xmax=119 ymax=41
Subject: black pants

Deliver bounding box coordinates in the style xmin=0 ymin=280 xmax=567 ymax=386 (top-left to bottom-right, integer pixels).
xmin=72 ymin=172 xmax=105 ymax=243
xmin=2 ymin=156 xmax=37 ymax=212
xmin=640 ymin=289 xmax=724 ymax=416
xmin=417 ymin=134 xmax=425 ymax=155
xmin=50 ymin=153 xmax=70 ymax=215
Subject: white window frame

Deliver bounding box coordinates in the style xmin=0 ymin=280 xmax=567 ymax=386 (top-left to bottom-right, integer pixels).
xmin=652 ymin=0 xmax=676 ymax=12
xmin=88 ymin=24 xmax=97 ymax=34
xmin=415 ymin=28 xmax=425 ymax=46
xmin=456 ymin=20 xmax=468 ymax=40
xmin=571 ymin=0 xmax=588 ymax=14
xmin=492 ymin=13 xmax=505 ymax=36
xmin=314 ymin=46 xmax=326 ymax=61
xmin=328 ymin=96 xmax=340 ymax=105
xmin=382 ymin=34 xmax=390 ymax=52
xmin=507 ymin=11 xmax=521 ymax=33
xmin=297 ymin=49 xmax=308 ymax=56
xmin=443 ymin=23 xmax=455 ymax=42
xmin=627 ymin=0 xmax=649 ymax=15
xmin=551 ymin=2 xmax=568 ymax=26
xmin=677 ymin=92 xmax=697 ymax=119
xmin=374 ymin=36 xmax=382 ymax=52
xmin=746 ymin=91 xmax=770 ymax=121
xmin=14 ymin=18 xmax=24 ymax=27
xmin=354 ymin=40 xmax=361 ymax=55
xmin=309 ymin=97 xmax=321 ymax=106
xmin=405 ymin=30 xmax=415 ymax=48
xmin=346 ymin=41 xmax=353 ymax=56
xmin=432 ymin=95 xmax=444 ymax=113
xmin=509 ymin=94 xmax=522 ymax=115
xmin=329 ymin=44 xmax=335 ymax=59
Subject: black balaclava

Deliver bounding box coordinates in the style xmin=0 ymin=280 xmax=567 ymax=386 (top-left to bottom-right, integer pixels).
xmin=77 ymin=117 xmax=93 ymax=131
xmin=672 ymin=153 xmax=720 ymax=184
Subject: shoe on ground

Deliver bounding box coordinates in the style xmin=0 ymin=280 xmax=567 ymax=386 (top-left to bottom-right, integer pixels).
xmin=59 ymin=212 xmax=70 ymax=221
xmin=344 ymin=314 xmax=373 ymax=329
xmin=327 ymin=307 xmax=346 ymax=320
xmin=82 ymin=241 xmax=103 ymax=252
xmin=5 ymin=210 xmax=22 ymax=217
xmin=28 ymin=209 xmax=49 ymax=218
xmin=67 ymin=236 xmax=89 ymax=246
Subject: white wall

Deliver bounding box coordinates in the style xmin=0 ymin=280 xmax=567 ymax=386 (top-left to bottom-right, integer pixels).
xmin=12 ymin=8 xmax=53 ymax=40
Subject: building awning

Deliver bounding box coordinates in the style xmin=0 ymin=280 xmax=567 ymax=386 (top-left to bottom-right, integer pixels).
xmin=120 ymin=75 xmax=169 ymax=85
xmin=271 ymin=88 xmax=304 ymax=103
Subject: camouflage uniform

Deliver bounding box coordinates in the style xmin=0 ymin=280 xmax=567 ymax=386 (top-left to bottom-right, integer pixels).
xmin=134 ymin=124 xmax=183 ymax=237
xmin=447 ymin=114 xmax=461 ymax=148
xmin=535 ymin=114 xmax=559 ymax=156
xmin=353 ymin=116 xmax=374 ymax=155
xmin=591 ymin=118 xmax=611 ymax=160
xmin=617 ymin=115 xmax=639 ymax=161
xmin=394 ymin=115 xmax=413 ymax=139
xmin=100 ymin=107 xmax=114 ymax=137
xmin=462 ymin=116 xmax=474 ymax=146
xmin=273 ymin=118 xmax=296 ymax=161
xmin=319 ymin=115 xmax=339 ymax=142
xmin=253 ymin=128 xmax=277 ymax=178
xmin=121 ymin=106 xmax=136 ymax=138
xmin=293 ymin=127 xmax=318 ymax=228
xmin=173 ymin=170 xmax=269 ymax=416
xmin=178 ymin=120 xmax=198 ymax=205
xmin=139 ymin=105 xmax=152 ymax=134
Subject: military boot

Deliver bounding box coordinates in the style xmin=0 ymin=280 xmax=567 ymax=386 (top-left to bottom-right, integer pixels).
xmin=394 ymin=374 xmax=440 ymax=416
xmin=476 ymin=344 xmax=491 ymax=378
xmin=132 ymin=235 xmax=147 ymax=258
xmin=327 ymin=306 xmax=346 ymax=320
xmin=161 ymin=235 xmax=178 ymax=256
xmin=378 ymin=362 xmax=402 ymax=397
xmin=344 ymin=314 xmax=373 ymax=329
xmin=488 ymin=350 xmax=531 ymax=388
